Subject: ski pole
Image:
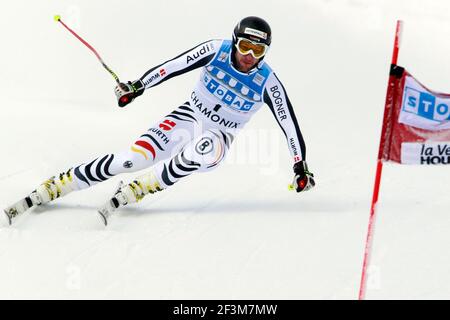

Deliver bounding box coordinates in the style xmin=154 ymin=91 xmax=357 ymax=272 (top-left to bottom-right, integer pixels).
xmin=53 ymin=14 xmax=121 ymax=84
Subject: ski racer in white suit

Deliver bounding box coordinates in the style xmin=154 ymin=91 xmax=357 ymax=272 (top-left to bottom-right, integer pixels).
xmin=4 ymin=16 xmax=315 ymax=225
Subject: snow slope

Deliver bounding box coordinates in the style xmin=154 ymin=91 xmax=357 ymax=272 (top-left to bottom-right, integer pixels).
xmin=0 ymin=0 xmax=449 ymax=299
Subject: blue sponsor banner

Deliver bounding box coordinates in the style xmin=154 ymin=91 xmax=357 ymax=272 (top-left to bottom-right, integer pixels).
xmin=403 ymin=86 xmax=450 ymax=122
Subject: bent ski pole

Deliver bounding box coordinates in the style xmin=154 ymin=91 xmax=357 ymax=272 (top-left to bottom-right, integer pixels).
xmin=53 ymin=14 xmax=121 ymax=84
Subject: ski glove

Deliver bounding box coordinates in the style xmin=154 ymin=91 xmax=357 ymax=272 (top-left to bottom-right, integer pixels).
xmin=291 ymin=160 xmax=315 ymax=193
xmin=114 ymin=80 xmax=145 ymax=107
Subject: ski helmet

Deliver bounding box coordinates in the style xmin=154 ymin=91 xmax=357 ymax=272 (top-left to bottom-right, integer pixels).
xmin=233 ymin=16 xmax=272 ymax=47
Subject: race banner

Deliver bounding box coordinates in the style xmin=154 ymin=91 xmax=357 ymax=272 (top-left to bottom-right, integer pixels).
xmin=379 ymin=64 xmax=450 ymax=165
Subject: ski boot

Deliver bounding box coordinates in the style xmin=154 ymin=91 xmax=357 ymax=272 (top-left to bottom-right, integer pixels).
xmin=98 ymin=170 xmax=164 ymax=226
xmin=3 ymin=169 xmax=78 ymax=225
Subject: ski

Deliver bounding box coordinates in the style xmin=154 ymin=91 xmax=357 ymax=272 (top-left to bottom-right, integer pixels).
xmin=97 ymin=181 xmax=126 ymax=226
xmin=3 ymin=196 xmax=34 ymax=225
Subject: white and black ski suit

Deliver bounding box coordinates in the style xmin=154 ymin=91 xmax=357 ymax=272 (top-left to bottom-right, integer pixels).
xmin=70 ymin=39 xmax=307 ymax=190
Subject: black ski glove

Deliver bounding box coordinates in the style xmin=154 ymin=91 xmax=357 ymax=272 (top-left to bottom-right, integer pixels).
xmin=114 ymin=79 xmax=145 ymax=107
xmin=290 ymin=160 xmax=315 ymax=193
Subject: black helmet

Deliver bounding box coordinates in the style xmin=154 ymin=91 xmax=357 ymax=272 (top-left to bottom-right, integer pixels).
xmin=233 ymin=16 xmax=272 ymax=47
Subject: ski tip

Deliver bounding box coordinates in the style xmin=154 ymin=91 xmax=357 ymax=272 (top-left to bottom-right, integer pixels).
xmin=98 ymin=210 xmax=108 ymax=227
xmin=53 ymin=14 xmax=61 ymax=22
xmin=3 ymin=209 xmax=12 ymax=226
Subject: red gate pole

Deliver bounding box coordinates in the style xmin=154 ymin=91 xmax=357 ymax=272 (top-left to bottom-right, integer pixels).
xmin=358 ymin=20 xmax=403 ymax=300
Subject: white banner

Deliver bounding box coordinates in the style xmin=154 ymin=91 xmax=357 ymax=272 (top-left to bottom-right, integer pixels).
xmin=398 ymin=75 xmax=450 ymax=131
xmin=401 ymin=142 xmax=450 ymax=165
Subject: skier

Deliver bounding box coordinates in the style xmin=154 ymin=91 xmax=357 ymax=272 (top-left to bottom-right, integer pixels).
xmin=4 ymin=16 xmax=315 ymax=226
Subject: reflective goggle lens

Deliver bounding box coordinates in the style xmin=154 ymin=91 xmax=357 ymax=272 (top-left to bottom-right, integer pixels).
xmin=236 ymin=38 xmax=267 ymax=58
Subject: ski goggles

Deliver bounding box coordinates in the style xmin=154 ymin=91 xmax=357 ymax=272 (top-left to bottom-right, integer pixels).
xmin=235 ymin=37 xmax=269 ymax=59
